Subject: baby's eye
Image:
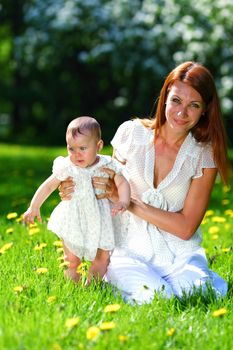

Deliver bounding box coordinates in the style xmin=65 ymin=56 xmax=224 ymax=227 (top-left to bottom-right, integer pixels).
xmin=68 ymin=147 xmax=74 ymax=152
xmin=80 ymin=147 xmax=87 ymax=151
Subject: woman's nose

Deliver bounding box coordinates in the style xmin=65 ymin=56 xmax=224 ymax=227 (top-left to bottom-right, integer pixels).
xmin=177 ymin=106 xmax=188 ymax=118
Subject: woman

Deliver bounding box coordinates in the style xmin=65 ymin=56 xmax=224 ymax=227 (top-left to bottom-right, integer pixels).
xmin=60 ymin=61 xmax=230 ymax=304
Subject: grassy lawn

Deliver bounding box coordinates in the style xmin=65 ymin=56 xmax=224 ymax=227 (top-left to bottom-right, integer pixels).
xmin=0 ymin=143 xmax=232 ymax=350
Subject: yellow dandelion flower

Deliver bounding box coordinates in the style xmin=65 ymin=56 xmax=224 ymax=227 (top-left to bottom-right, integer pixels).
xmin=211 ymin=216 xmax=226 ymax=223
xmin=29 ymin=223 xmax=38 ymax=228
xmin=119 ymin=335 xmax=128 ymax=342
xmin=34 ymin=243 xmax=47 ymax=251
xmin=59 ymin=261 xmax=70 ymax=268
xmin=201 ymin=219 xmax=207 ymax=225
xmin=167 ymin=328 xmax=175 ymax=336
xmin=222 ymin=199 xmax=230 ymax=205
xmin=6 ymin=228 xmax=14 ymax=234
xmin=211 ymin=234 xmax=219 ymax=240
xmin=56 ymin=247 xmax=64 ymax=253
xmin=47 ymin=296 xmax=57 ymax=304
xmin=222 ymin=248 xmax=230 ymax=253
xmin=86 ymin=326 xmax=100 ymax=340
xmin=53 ymin=240 xmax=63 ymax=247
xmin=212 ymin=308 xmax=227 ymax=317
xmin=65 ymin=317 xmax=80 ymax=329
xmin=57 ymin=256 xmax=64 ymax=261
xmin=205 ymin=210 xmax=214 ymax=217
xmin=223 ymin=185 xmax=230 ymax=193
xmin=7 ymin=212 xmax=18 ymax=219
xmin=77 ymin=262 xmax=89 ymax=274
xmin=104 ymin=304 xmax=121 ymax=313
xmin=16 ymin=216 xmax=23 ymax=223
xmin=99 ymin=321 xmax=116 ymax=330
xmin=0 ymin=242 xmax=13 ymax=254
xmin=36 ymin=267 xmax=48 ymax=274
xmin=224 ymin=223 xmax=230 ymax=230
xmin=28 ymin=228 xmax=40 ymax=236
xmin=224 ymin=209 xmax=233 ymax=217
xmin=208 ymin=226 xmax=220 ymax=234
xmin=13 ymin=286 xmax=24 ymax=293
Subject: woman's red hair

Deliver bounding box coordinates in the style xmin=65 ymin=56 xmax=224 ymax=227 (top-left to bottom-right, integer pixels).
xmin=142 ymin=61 xmax=230 ymax=184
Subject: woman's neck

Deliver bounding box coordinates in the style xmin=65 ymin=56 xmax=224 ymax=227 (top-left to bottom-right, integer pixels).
xmin=159 ymin=124 xmax=188 ymax=149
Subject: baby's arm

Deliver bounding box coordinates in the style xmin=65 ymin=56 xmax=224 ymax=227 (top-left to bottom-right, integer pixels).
xmin=23 ymin=175 xmax=61 ymax=224
xmin=111 ymin=173 xmax=131 ymax=216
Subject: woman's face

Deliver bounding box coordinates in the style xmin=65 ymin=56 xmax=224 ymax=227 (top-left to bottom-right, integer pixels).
xmin=165 ymin=80 xmax=205 ymax=134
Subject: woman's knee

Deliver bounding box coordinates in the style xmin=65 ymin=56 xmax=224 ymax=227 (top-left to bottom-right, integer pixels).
xmin=106 ymin=256 xmax=174 ymax=302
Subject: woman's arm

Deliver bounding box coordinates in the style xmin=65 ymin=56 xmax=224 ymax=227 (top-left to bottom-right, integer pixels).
xmin=129 ymin=168 xmax=217 ymax=240
xmin=23 ymin=175 xmax=60 ymax=224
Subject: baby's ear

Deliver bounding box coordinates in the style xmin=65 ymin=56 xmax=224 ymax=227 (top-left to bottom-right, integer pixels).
xmin=97 ymin=139 xmax=104 ymax=151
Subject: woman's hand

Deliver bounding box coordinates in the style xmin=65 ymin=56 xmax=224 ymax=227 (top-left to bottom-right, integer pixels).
xmin=58 ymin=177 xmax=75 ymax=200
xmin=58 ymin=169 xmax=119 ymax=202
xmin=92 ymin=167 xmax=119 ymax=202
xmin=128 ymin=197 xmax=146 ymax=213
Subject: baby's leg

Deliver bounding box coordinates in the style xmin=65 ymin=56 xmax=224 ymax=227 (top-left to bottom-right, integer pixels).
xmin=63 ymin=244 xmax=81 ymax=282
xmin=88 ymin=249 xmax=110 ymax=283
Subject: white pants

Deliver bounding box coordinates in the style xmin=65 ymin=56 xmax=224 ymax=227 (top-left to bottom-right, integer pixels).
xmin=105 ymin=249 xmax=228 ymax=304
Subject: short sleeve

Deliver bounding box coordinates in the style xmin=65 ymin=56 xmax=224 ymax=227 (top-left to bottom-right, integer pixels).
xmin=108 ymin=158 xmax=124 ymax=175
xmin=52 ymin=156 xmax=70 ymax=181
xmin=111 ymin=120 xmax=134 ymax=162
xmin=95 ymin=156 xmax=124 ymax=177
xmin=193 ymin=144 xmax=216 ymax=179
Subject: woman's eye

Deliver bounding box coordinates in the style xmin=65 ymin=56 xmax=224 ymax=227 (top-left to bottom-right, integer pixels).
xmin=190 ymin=102 xmax=200 ymax=109
xmin=171 ymin=97 xmax=180 ymax=104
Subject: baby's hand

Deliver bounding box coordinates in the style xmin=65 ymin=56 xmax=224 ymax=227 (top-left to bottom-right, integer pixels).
xmin=23 ymin=207 xmax=42 ymax=224
xmin=111 ymin=202 xmax=128 ymax=216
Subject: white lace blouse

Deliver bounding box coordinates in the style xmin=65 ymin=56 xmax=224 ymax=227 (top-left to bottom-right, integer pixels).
xmin=111 ymin=119 xmax=216 ymax=272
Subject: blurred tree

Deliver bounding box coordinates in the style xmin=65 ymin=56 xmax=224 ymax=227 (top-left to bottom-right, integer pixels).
xmin=0 ymin=0 xmax=232 ymax=146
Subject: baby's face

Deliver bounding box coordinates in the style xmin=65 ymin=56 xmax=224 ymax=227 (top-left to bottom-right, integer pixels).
xmin=66 ymin=132 xmax=101 ymax=168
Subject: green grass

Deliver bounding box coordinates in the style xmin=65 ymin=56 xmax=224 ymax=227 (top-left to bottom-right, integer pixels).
xmin=0 ymin=143 xmax=233 ymax=350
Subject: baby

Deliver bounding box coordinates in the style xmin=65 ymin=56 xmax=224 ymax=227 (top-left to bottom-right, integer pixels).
xmin=23 ymin=116 xmax=130 ymax=283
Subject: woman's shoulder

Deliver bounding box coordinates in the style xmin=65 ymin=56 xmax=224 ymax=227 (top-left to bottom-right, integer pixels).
xmin=187 ymin=133 xmax=213 ymax=157
xmin=117 ymin=119 xmax=152 ymax=142
xmin=185 ymin=134 xmax=215 ymax=170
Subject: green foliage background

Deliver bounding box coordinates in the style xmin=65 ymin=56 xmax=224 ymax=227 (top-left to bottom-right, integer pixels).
xmin=0 ymin=0 xmax=233 ymax=146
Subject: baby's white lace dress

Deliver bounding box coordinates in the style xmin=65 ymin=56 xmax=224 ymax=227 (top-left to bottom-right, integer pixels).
xmin=47 ymin=155 xmax=123 ymax=261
